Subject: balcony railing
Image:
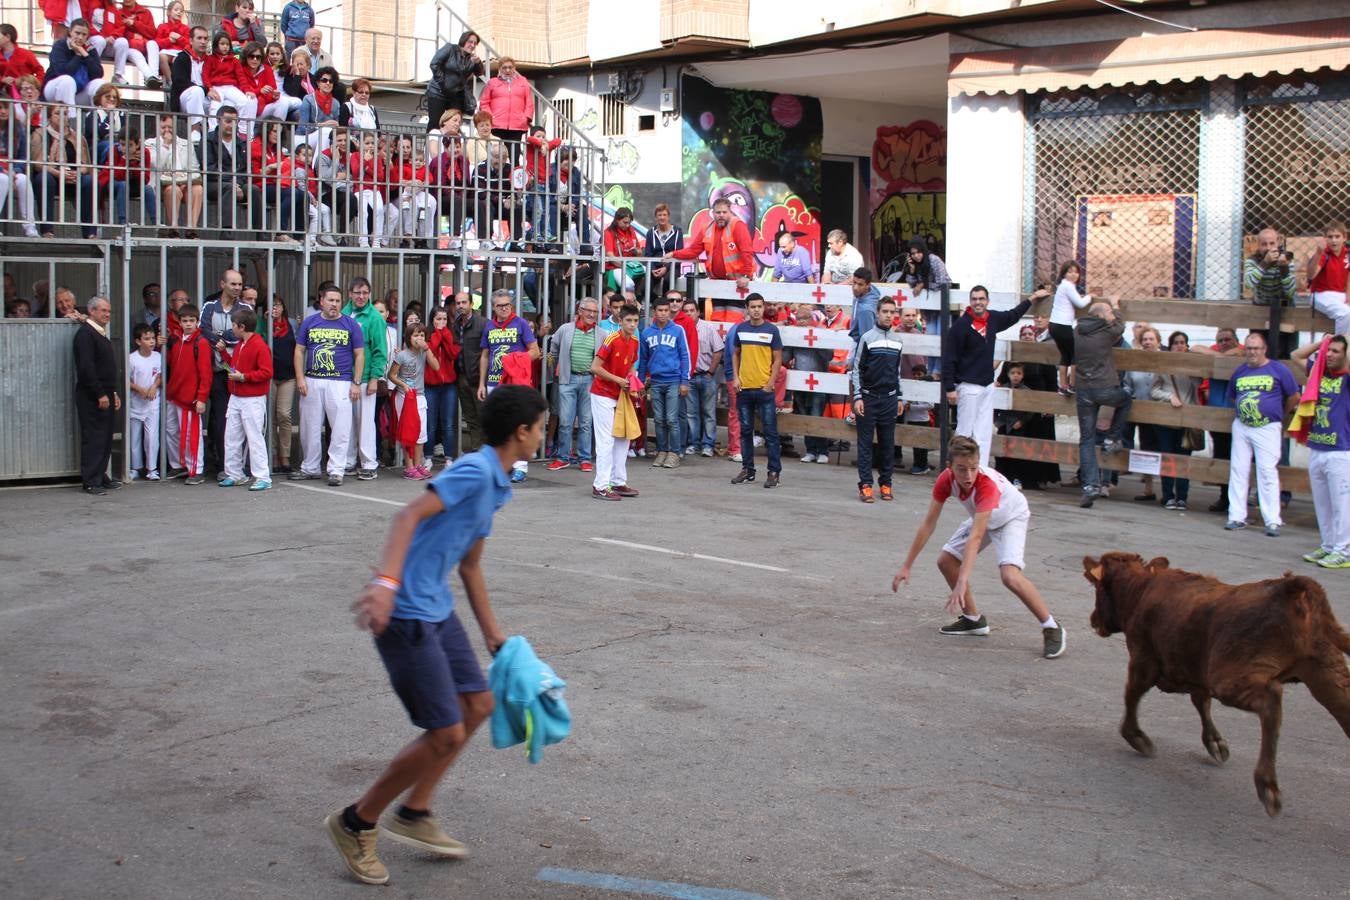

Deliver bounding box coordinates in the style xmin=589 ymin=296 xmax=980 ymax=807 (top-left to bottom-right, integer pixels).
xmin=0 ymin=100 xmax=606 ymax=254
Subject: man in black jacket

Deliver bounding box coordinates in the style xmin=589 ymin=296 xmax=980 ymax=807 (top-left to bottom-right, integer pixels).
xmin=169 ymin=26 xmax=210 ymax=139
xmin=199 ymin=106 xmax=261 ymax=236
xmin=1073 ymin=300 xmax=1131 ymax=508
xmin=73 ymin=296 xmax=122 ymax=495
xmin=941 ymin=285 xmax=1039 ymax=467
xmin=451 ymin=291 xmax=487 ymax=451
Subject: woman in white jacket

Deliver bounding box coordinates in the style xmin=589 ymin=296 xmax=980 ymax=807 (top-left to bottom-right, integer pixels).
xmin=147 ymin=114 xmax=202 ymax=234
xmin=1048 ymin=260 xmax=1091 ymax=395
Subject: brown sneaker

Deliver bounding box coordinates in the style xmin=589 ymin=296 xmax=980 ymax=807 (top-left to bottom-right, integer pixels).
xmin=592 ymin=487 xmax=621 ymax=501
xmin=324 ymin=810 xmax=389 ymax=885
xmin=731 ymin=468 xmax=756 ymax=484
xmin=859 ymin=484 xmax=875 ymax=503
xmin=879 ymin=485 xmax=894 ymax=501
xmin=612 ymin=484 xmax=640 ymax=497
xmin=664 ymin=453 xmax=680 ymax=469
xmin=382 ymin=813 xmax=469 ymax=858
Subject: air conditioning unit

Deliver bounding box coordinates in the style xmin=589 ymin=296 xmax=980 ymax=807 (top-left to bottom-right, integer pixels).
xmin=659 ymin=89 xmax=675 ymax=113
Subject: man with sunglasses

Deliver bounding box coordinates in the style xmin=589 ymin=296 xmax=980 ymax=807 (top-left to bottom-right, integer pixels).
xmin=477 ymin=290 xmax=540 ymax=482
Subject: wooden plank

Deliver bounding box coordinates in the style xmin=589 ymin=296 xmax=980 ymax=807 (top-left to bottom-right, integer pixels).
xmin=1007 ymin=339 xmax=1307 ymax=384
xmin=1115 ymin=298 xmax=1330 ymax=332
xmin=1007 ymin=391 xmax=1237 ymax=431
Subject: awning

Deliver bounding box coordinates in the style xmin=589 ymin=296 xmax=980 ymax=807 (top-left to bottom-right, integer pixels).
xmin=949 ymin=18 xmax=1350 ymax=97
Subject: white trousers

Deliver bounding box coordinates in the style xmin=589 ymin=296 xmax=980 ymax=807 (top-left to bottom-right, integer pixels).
xmin=347 ymin=386 xmax=379 ymax=469
xmin=355 ymin=189 xmax=385 ymax=246
xmin=1309 ymin=449 xmax=1350 ymax=554
xmin=179 ymin=85 xmax=208 ymax=132
xmin=383 ymin=191 xmax=438 ymax=239
xmin=306 ymin=199 xmax=332 ymax=235
xmin=166 ymin=400 xmax=205 ymax=475
xmin=129 ymin=411 xmax=160 ymax=476
xmin=0 ymin=171 xmax=39 ymax=236
xmin=43 ymin=74 xmax=106 ymax=106
xmin=300 ymin=378 xmax=353 ymax=476
xmin=208 ymin=87 xmax=257 ymax=135
xmin=224 ymin=394 xmax=270 ymax=481
xmin=101 ymin=36 xmax=159 ymax=79
xmin=1312 ymin=290 xmax=1350 ymax=338
xmin=590 ymin=393 xmax=629 ymax=490
xmin=260 ymin=95 xmax=302 ymax=122
xmin=956 ymin=382 xmax=997 ymax=468
xmin=1227 ymin=419 xmax=1283 ymax=527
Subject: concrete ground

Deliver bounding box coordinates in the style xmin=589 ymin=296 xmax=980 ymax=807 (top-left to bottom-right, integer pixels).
xmin=1 ymin=450 xmax=1347 ymax=900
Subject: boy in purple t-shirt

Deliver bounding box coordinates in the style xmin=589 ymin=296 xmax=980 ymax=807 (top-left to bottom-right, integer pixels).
xmin=1293 ymin=334 xmax=1350 ymax=567
xmin=1225 ymin=331 xmax=1299 ymax=535
xmin=475 ymin=290 xmax=540 ymax=482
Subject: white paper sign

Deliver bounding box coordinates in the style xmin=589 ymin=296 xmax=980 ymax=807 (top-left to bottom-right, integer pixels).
xmin=1128 ymin=450 xmax=1162 ymax=476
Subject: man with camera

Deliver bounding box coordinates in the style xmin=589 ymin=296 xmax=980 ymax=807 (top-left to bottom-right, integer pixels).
xmin=1243 ymin=227 xmax=1298 ymax=358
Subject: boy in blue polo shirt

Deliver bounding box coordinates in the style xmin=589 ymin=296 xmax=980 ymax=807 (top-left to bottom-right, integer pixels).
xmin=326 ymin=385 xmax=548 ymax=886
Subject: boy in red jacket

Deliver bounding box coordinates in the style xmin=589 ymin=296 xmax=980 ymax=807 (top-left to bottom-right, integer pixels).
xmin=216 ymin=306 xmax=274 ymax=490
xmin=166 ymin=303 xmax=213 ymax=484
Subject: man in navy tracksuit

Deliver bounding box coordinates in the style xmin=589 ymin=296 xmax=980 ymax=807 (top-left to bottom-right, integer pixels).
xmin=941 ymin=285 xmax=1032 ymax=467
xmin=851 ymin=296 xmax=906 ymax=503
xmin=637 ymin=296 xmax=690 ymax=469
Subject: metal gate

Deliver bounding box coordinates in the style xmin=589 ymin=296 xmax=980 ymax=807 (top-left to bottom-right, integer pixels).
xmin=0 ymin=254 xmax=109 ymax=479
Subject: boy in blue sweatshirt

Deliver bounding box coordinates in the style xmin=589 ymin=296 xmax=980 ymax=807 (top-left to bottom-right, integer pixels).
xmin=279 ymin=0 xmax=315 ymax=52
xmin=637 ymin=296 xmax=690 ymax=468
xmin=326 ymin=385 xmax=548 ymax=886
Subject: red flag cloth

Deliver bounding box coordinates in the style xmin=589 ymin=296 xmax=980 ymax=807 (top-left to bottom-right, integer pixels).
xmin=500 ymin=350 xmax=536 ymax=387
xmin=1289 ymin=335 xmax=1331 ymax=446
xmin=396 ymin=389 xmax=421 ymax=455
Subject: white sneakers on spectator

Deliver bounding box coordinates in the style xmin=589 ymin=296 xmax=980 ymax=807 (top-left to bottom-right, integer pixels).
xmin=801 ymin=453 xmax=817 ymax=463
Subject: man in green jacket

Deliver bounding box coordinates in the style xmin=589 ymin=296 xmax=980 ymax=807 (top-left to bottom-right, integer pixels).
xmin=342 ymin=276 xmax=388 ymax=480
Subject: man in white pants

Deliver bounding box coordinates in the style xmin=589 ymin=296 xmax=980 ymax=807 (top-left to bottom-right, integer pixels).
xmin=342 ymin=277 xmax=387 ymax=480
xmin=218 ymin=307 xmax=273 ymax=491
xmin=940 ymin=285 xmax=1034 ymax=468
xmin=588 ymin=304 xmax=641 ymax=500
xmin=42 ymin=20 xmax=106 ymax=107
xmin=168 ymin=27 xmax=210 ymax=138
xmin=1225 ymin=332 xmax=1299 ymax=537
xmin=1306 ymin=222 xmax=1350 ymax=337
xmin=291 ymin=286 xmax=366 ymax=486
xmin=1293 ymin=335 xmax=1350 ymax=568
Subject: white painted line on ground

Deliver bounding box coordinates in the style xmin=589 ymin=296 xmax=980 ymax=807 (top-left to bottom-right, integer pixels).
xmin=282 ymin=482 xmax=407 ymax=507
xmin=489 ymin=556 xmax=702 ymax=594
xmin=590 ymin=538 xmax=791 ymax=573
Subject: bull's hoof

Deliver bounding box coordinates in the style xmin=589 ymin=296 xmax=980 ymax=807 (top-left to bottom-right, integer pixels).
xmin=1256 ymin=781 xmax=1282 ymax=817
xmin=1204 ymin=736 xmax=1230 ymax=764
xmin=1123 ymin=730 xmax=1155 ymax=758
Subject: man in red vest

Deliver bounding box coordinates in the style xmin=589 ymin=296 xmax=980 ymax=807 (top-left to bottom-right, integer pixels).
xmin=664 ymin=198 xmax=755 ymax=323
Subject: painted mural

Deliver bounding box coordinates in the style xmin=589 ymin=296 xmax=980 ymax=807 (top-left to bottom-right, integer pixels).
xmin=869 ymin=120 xmax=947 ymax=278
xmin=680 ymin=75 xmax=824 ymax=277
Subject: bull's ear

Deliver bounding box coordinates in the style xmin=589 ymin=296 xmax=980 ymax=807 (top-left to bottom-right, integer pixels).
xmin=1083 ymin=557 xmax=1103 ymax=583
xmin=1147 ymin=557 xmax=1170 ymax=572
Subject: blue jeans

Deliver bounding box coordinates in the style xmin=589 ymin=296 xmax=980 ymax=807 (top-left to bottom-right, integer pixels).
xmin=1076 ymin=385 xmax=1132 ymax=491
xmin=649 ymin=381 xmax=682 ymax=454
xmin=527 ymin=182 xmax=549 ymax=239
xmin=556 ymin=375 xmax=594 ymax=461
xmin=687 ymin=373 xmax=717 ymax=450
xmin=424 ymin=382 xmax=458 ymax=458
xmin=737 ymin=388 xmax=780 ymax=474
xmin=795 ymin=389 xmax=828 ymax=454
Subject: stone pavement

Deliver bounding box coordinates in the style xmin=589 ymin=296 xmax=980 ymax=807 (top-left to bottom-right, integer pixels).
xmin=1 ymin=454 xmax=1346 ymax=898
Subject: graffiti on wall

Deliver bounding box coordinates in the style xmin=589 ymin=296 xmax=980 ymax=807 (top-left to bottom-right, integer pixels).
xmin=680 ymin=75 xmax=823 ymax=277
xmin=869 ymin=120 xmax=947 ymax=278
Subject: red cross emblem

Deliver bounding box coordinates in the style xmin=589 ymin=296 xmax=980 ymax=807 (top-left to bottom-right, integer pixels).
xmin=717 ymin=322 xmax=730 ymax=338
xmin=802 ymin=329 xmax=819 ymax=347
xmin=804 ymin=373 xmax=820 ymax=391
xmin=811 ymin=285 xmax=827 ymax=303
xmin=735 ymin=283 xmax=749 ymax=298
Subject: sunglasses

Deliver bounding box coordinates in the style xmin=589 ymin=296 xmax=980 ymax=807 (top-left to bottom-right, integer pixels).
xmin=246 ymin=53 xmax=262 ymax=59
xmin=318 ymin=77 xmax=332 ymax=84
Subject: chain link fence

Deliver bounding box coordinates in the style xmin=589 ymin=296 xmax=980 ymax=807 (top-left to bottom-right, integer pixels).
xmin=1025 ymin=73 xmax=1350 ymax=301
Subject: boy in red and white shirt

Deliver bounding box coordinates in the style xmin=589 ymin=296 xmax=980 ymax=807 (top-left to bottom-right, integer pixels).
xmin=216 ymin=305 xmax=274 ymax=490
xmin=892 ymin=435 xmax=1066 ymax=658
xmin=165 ymin=302 xmax=213 ymax=483
xmin=588 ymin=303 xmax=641 ymax=501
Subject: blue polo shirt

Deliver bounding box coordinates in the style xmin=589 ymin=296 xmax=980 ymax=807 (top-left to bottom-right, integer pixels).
xmin=394 ymin=446 xmax=513 ymax=622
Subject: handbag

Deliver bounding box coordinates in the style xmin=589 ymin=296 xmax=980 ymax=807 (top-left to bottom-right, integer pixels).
xmin=1169 ymin=375 xmax=1205 ymax=451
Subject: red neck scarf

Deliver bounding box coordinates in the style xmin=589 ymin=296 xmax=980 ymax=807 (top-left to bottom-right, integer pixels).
xmin=316 ymin=92 xmax=333 ymax=115
xmin=273 ymin=316 xmax=289 ymax=338
xmin=968 ymin=309 xmax=990 ymax=337
xmin=576 ymin=316 xmax=594 ymax=332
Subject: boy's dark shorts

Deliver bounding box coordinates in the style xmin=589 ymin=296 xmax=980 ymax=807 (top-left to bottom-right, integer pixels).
xmin=374 ymin=613 xmax=488 ymax=730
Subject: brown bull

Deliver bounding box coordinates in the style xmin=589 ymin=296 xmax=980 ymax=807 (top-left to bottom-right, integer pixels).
xmin=1084 ymin=552 xmax=1350 ymax=816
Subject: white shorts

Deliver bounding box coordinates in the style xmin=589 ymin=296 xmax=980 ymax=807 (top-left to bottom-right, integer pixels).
xmin=941 ymin=512 xmax=1028 ymax=570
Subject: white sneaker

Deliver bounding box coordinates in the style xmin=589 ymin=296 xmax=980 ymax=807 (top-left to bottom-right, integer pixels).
xmin=753 ymin=435 xmax=765 ymax=447
xmin=815 ymin=455 xmax=829 ymax=464
xmin=627 ymin=448 xmax=636 ymax=458
xmin=731 ymin=453 xmax=743 ymax=463
xmin=147 ymin=472 xmax=160 ymax=481
xmin=700 ymin=448 xmax=713 ymax=457
xmin=684 ymin=446 xmax=696 ymax=455
xmin=800 ymin=453 xmax=817 ymax=463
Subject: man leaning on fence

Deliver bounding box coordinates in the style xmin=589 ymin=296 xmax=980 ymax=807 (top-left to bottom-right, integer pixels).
xmin=941 ymin=286 xmax=1035 ymax=468
xmin=1244 ymin=227 xmax=1298 ymax=359
xmin=1073 ymin=299 xmax=1131 ymax=509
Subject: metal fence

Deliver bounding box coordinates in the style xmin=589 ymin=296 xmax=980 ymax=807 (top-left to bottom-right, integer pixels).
xmin=1024 ymin=72 xmax=1350 ymax=302
xmin=0 ymin=101 xmax=605 ymax=256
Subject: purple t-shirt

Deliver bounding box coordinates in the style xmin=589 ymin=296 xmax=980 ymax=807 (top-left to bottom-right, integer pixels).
xmin=1231 ymin=362 xmax=1298 ymax=429
xmin=297 ymin=313 xmax=365 ymax=381
xmin=480 ymin=315 xmax=536 ymax=387
xmin=1307 ymin=358 xmax=1350 ymax=452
